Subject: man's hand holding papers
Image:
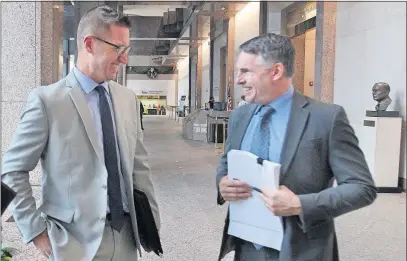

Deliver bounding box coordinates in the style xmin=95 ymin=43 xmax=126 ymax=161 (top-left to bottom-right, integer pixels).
xmin=260 ymin=185 xmax=302 ymax=216
xmin=219 ymin=176 xmax=252 ymax=201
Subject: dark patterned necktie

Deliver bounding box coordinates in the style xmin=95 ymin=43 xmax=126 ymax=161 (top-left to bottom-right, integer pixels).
xmin=249 ymin=105 xmax=274 ymax=250
xmin=250 ymin=105 xmax=275 ymax=160
xmin=96 ymin=86 xmax=124 ymax=232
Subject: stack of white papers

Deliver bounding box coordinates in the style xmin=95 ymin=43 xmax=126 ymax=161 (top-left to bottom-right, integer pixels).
xmin=227 ymin=149 xmax=284 ymax=251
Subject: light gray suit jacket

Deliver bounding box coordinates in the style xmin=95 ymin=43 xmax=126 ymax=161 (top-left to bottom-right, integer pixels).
xmin=1 ymin=72 xmax=160 ymax=261
xmin=216 ymin=91 xmax=377 ymax=261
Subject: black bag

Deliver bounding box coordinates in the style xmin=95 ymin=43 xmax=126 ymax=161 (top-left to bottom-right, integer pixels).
xmin=133 ymin=189 xmax=163 ymax=257
xmin=1 ymin=182 xmax=16 ymax=215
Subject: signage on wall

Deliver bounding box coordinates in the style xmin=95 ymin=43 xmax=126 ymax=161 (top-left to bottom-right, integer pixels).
xmin=126 ymin=66 xmax=175 ymax=75
xmin=147 ymin=67 xmax=158 ymax=79
xmin=294 ymin=16 xmax=316 ymax=36
xmin=138 ymin=95 xmax=166 ymax=100
xmin=141 ymin=90 xmax=164 ymax=95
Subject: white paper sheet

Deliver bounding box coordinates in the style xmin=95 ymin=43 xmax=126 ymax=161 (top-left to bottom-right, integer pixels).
xmin=227 ymin=149 xmax=284 ymax=251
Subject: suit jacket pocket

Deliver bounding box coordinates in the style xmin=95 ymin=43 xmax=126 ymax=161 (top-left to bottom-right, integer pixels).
xmin=298 ymin=138 xmax=322 ymax=148
xmin=38 ymin=203 xmax=75 ymax=224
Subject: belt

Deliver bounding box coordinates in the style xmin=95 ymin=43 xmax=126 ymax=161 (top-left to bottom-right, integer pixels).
xmin=106 ymin=212 xmax=130 ymax=222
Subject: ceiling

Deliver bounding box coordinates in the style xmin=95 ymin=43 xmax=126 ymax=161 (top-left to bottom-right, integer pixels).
xmin=63 ymin=1 xmax=249 ymax=65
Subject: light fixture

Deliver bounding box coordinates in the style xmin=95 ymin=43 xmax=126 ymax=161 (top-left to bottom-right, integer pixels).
xmin=220 ymin=6 xmax=226 ymax=11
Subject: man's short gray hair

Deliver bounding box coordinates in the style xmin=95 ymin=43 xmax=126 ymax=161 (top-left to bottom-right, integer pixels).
xmin=76 ymin=5 xmax=131 ymax=50
xmin=239 ymin=33 xmax=295 ymax=77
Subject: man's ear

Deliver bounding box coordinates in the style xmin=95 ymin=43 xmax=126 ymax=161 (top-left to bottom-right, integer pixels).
xmin=272 ymin=63 xmax=285 ymax=80
xmin=83 ymin=35 xmax=94 ymax=54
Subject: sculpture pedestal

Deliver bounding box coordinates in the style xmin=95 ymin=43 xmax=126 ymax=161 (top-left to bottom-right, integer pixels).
xmin=359 ymin=113 xmax=403 ymax=193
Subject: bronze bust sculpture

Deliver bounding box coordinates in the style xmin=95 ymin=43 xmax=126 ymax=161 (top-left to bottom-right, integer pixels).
xmin=372 ymin=82 xmax=392 ymax=111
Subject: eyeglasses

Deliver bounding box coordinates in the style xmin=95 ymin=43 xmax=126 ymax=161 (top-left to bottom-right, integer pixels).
xmin=93 ymin=36 xmax=132 ymax=56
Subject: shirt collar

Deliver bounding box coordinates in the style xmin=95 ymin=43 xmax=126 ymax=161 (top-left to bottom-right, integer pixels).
xmin=254 ymin=86 xmax=294 ymax=114
xmin=72 ymin=66 xmax=109 ymax=94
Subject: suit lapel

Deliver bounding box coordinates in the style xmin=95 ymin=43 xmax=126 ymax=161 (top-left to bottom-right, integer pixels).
xmin=233 ymin=104 xmax=258 ymax=149
xmin=280 ymin=92 xmax=310 ymax=176
xmin=108 ymin=83 xmax=131 ymax=184
xmin=67 ymin=73 xmax=104 ymax=164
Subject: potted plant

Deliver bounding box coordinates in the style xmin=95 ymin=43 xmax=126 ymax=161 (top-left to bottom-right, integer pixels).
xmin=1 ymin=245 xmax=13 ymax=261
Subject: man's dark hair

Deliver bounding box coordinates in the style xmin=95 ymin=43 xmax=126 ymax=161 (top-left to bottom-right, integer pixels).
xmin=239 ymin=33 xmax=295 ymax=77
xmin=76 ymin=5 xmax=131 ymax=50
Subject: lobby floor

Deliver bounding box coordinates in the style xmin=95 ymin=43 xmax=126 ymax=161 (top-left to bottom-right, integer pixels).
xmin=2 ymin=116 xmax=406 ymax=261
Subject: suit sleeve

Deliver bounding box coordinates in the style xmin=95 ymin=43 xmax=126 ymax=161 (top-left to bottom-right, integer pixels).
xmin=216 ymin=112 xmax=234 ymax=205
xmin=1 ymin=90 xmax=49 ymax=244
xmin=132 ymin=94 xmax=161 ymax=229
xmin=297 ymin=106 xmax=377 ymax=231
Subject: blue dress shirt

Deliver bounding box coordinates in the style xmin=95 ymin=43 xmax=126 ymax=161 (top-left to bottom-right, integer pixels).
xmin=241 ymin=86 xmax=294 ymax=163
xmin=241 ymin=86 xmax=294 ymax=249
xmin=73 ymin=66 xmax=129 ymax=213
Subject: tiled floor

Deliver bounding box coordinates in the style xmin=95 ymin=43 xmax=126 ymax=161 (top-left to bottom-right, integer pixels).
xmin=1 ymin=116 xmax=406 ymax=261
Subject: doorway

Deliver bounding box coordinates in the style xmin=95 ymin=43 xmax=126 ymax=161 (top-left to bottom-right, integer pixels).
xmin=282 ymin=2 xmax=317 ymax=98
xmin=291 ymin=28 xmax=316 ymax=97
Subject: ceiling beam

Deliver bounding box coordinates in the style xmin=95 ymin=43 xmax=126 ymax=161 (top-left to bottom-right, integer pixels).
xmin=163 ymin=2 xmax=205 ymax=64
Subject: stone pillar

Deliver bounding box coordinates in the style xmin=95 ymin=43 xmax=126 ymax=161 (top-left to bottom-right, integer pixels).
xmin=227 ymin=17 xmax=235 ymax=109
xmin=196 ymin=43 xmax=203 ymax=109
xmin=189 ymin=55 xmax=198 ymax=110
xmin=174 ymin=68 xmax=179 ymax=107
xmin=2 ymin=1 xmax=63 ymax=153
xmin=41 ymin=2 xmax=64 ymax=85
xmin=314 ymin=2 xmax=337 ymax=104
xmin=189 ymin=18 xmax=199 ymax=111
xmin=1 ymin=1 xmax=63 ymax=254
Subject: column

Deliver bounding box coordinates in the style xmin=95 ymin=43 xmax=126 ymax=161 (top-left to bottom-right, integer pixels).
xmin=314 ymin=2 xmax=337 ymax=103
xmin=227 ymin=17 xmax=235 ymax=109
xmin=1 ymin=2 xmax=63 ymax=252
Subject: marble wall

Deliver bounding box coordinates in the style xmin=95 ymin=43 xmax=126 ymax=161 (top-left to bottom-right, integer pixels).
xmin=291 ymin=34 xmax=305 ymax=94
xmin=333 ymin=2 xmax=406 ymax=183
xmin=1 ymin=1 xmax=63 ymax=182
xmin=1 ymin=1 xmax=64 ymax=256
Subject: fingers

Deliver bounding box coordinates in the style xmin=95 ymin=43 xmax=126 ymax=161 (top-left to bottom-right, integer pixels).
xmin=260 ymin=194 xmax=280 ymax=214
xmin=45 ymin=242 xmax=52 ymax=257
xmin=222 ymin=192 xmax=252 ymax=201
xmin=34 ymin=231 xmax=52 ymax=258
xmin=39 ymin=245 xmax=52 ymax=258
xmin=220 ymin=179 xmax=252 ymax=201
xmin=41 ymin=247 xmax=52 ymax=258
xmin=221 ymin=186 xmax=252 ymax=201
xmin=260 ymin=187 xmax=274 ymax=197
xmin=221 ymin=177 xmax=249 ymax=188
xmin=222 ymin=185 xmax=251 ymax=194
xmin=279 ymin=185 xmax=289 ymax=191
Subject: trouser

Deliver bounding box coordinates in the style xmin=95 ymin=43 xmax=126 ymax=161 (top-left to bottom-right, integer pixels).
xmin=234 ymin=241 xmax=280 ymax=261
xmin=93 ymin=214 xmax=138 ymax=261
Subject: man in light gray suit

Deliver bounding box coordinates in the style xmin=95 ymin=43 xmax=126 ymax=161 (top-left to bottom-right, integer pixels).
xmin=216 ymin=33 xmax=377 ymax=261
xmin=2 ymin=6 xmax=160 ymax=261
